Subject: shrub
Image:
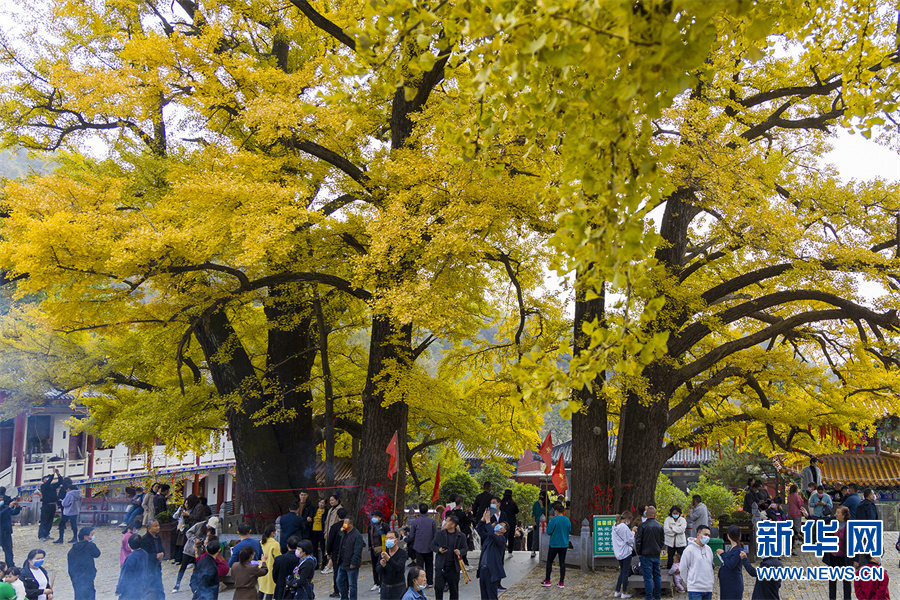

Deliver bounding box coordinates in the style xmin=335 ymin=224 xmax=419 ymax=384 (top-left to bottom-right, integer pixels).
xmin=655 ymin=474 xmax=689 ymax=515
xmin=512 ymin=483 xmax=541 ymax=525
xmin=730 ymin=510 xmax=751 ymax=523
xmin=688 ymin=476 xmax=741 ymax=519
xmin=438 ymin=471 xmax=480 ymax=506
xmin=476 ymin=462 xmax=515 ymax=495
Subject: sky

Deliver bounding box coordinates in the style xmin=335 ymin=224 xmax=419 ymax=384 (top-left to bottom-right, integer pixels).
xmin=827 ymin=130 xmax=899 ymax=183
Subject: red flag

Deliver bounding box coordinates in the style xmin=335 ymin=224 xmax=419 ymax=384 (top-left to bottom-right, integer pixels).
xmin=386 ymin=431 xmax=399 ymax=480
xmin=539 ymin=431 xmax=553 ymax=474
xmin=552 ymin=458 xmax=568 ymax=494
xmin=432 ymin=464 xmax=441 ymax=503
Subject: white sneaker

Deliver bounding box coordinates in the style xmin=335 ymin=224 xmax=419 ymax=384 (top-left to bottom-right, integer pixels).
xmin=370 ymin=585 xmax=380 ymax=592
xmin=621 ymin=594 xmax=633 ymax=599
xmin=613 ymin=593 xmax=621 ymax=598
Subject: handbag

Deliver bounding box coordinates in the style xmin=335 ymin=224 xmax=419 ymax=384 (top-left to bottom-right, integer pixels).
xmin=286 ymin=558 xmax=316 ymax=599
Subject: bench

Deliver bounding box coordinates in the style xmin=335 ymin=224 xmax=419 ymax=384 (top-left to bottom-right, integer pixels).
xmin=627 ymin=575 xmax=675 ymax=597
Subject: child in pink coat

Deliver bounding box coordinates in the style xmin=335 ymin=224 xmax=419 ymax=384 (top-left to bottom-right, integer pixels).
xmin=120 ymin=523 xmax=137 ymax=565
xmin=668 ymin=552 xmax=686 ymax=593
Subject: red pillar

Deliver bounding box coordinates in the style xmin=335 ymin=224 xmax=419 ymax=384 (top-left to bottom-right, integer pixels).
xmin=86 ymin=435 xmax=95 ymax=478
xmin=12 ymin=413 xmax=25 ymax=488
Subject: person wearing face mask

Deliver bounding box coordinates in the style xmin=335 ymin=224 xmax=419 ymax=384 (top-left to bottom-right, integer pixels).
xmin=476 ymin=508 xmax=507 ymax=600
xmin=378 ymin=531 xmax=408 ymax=600
xmin=634 ymin=506 xmax=665 ymax=600
xmin=272 ymin=536 xmax=301 ymax=600
xmin=407 ymin=504 xmax=437 ymax=588
xmin=542 ymin=502 xmax=571 ymax=589
xmin=809 ymin=485 xmax=834 ymax=518
xmin=325 ymin=508 xmax=348 ymax=598
xmin=368 ymin=511 xmax=389 ymax=592
xmin=285 ymin=540 xmax=317 ymax=600
xmin=401 ymin=567 xmax=428 ymax=600
xmin=116 ymin=533 xmax=149 ymax=600
xmin=20 ymin=550 xmax=52 ymax=600
xmin=717 ymin=525 xmax=755 ymax=600
xmin=66 ymin=527 xmax=100 ymax=600
xmin=680 ymin=524 xmax=715 ymax=600
xmin=663 ymin=506 xmax=687 ymax=571
xmin=336 ymin=518 xmax=364 ymax=600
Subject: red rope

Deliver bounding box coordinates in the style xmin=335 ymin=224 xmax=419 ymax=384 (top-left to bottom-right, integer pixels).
xmin=241 ymin=484 xmax=370 ymax=494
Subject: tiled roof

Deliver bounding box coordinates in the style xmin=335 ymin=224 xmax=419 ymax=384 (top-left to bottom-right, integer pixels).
xmin=775 ymin=451 xmax=900 ymax=487
xmin=455 ymin=442 xmax=517 ymax=461
xmin=531 ymin=437 xmax=715 ymax=468
xmin=315 ymin=458 xmax=354 ymax=486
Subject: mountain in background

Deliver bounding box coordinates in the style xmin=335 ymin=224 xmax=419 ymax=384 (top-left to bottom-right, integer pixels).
xmin=0 ymin=149 xmax=51 ymax=179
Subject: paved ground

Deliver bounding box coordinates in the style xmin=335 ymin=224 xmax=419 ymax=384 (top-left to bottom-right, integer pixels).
xmin=502 ymin=541 xmax=900 ymax=600
xmin=11 ymin=523 xmax=900 ymax=599
xmin=8 ymin=523 xmax=537 ymax=599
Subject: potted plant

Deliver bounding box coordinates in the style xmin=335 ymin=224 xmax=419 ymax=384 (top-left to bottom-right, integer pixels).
xmin=155 ymin=510 xmax=177 ymax=559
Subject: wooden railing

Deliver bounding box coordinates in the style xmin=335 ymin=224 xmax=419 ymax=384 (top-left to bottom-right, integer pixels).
xmin=1 ymin=433 xmax=234 ymax=490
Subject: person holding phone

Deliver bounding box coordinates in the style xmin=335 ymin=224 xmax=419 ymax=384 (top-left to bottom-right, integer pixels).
xmin=232 ymin=545 xmax=268 ymax=600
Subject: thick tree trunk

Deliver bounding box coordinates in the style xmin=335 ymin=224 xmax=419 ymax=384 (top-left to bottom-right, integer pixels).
xmin=357 ymin=315 xmax=411 ymax=521
xmin=193 ymin=295 xmax=319 ymax=525
xmin=614 ymin=385 xmax=670 ymax=514
xmin=569 ymin=278 xmax=610 ymax=521
xmin=265 ymin=287 xmax=318 ymax=505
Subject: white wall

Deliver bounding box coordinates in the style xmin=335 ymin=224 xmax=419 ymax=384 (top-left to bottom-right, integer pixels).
xmin=51 ymin=415 xmax=69 ymax=458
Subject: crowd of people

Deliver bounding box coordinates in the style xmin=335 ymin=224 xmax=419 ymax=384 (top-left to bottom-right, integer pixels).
xmin=268 ymin=481 xmax=534 ymax=600
xmin=607 ymin=460 xmax=891 ymax=600
xmin=1 ymin=455 xmax=890 ymax=600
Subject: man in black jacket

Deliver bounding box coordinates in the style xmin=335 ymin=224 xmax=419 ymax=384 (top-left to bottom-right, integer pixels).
xmin=325 ymin=508 xmax=348 ymax=598
xmin=297 ymin=490 xmax=316 ymax=540
xmin=280 ymin=502 xmax=304 ymax=553
xmin=141 ymin=520 xmax=166 ymax=600
xmin=432 ymin=516 xmax=467 ymax=600
xmin=336 ymin=518 xmax=363 ymax=600
xmin=367 ymin=510 xmax=389 ymax=592
xmin=67 ymin=526 xmax=101 ymax=600
xmin=471 ymin=482 xmax=493 ymax=528
xmin=635 ymin=506 xmax=665 ymax=600
xmin=38 ymin=469 xmax=62 ymax=541
xmin=273 ymin=535 xmax=301 ymax=600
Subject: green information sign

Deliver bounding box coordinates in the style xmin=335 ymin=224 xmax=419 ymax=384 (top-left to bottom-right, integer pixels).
xmin=592 ymin=515 xmax=617 ymax=556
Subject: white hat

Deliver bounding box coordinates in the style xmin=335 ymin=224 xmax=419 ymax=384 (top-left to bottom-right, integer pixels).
xmin=207 ymin=516 xmax=220 ymax=531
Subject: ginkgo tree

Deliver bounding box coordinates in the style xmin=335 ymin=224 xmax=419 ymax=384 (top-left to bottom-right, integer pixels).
xmin=0 ymin=0 xmax=566 ymax=517
xmin=522 ymin=0 xmax=900 ymax=518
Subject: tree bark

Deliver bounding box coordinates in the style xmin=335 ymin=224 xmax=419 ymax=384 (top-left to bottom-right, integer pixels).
xmin=314 ymin=293 xmax=336 ymax=487
xmin=569 ymin=277 xmax=610 ymax=521
xmin=356 ymin=315 xmax=411 ymax=520
xmin=192 ymin=291 xmax=319 ymax=525
xmin=264 ymin=286 xmax=319 ymax=504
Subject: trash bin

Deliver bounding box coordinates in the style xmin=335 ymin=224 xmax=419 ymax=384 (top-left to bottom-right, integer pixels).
xmin=708 ymin=537 xmax=725 ymax=566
